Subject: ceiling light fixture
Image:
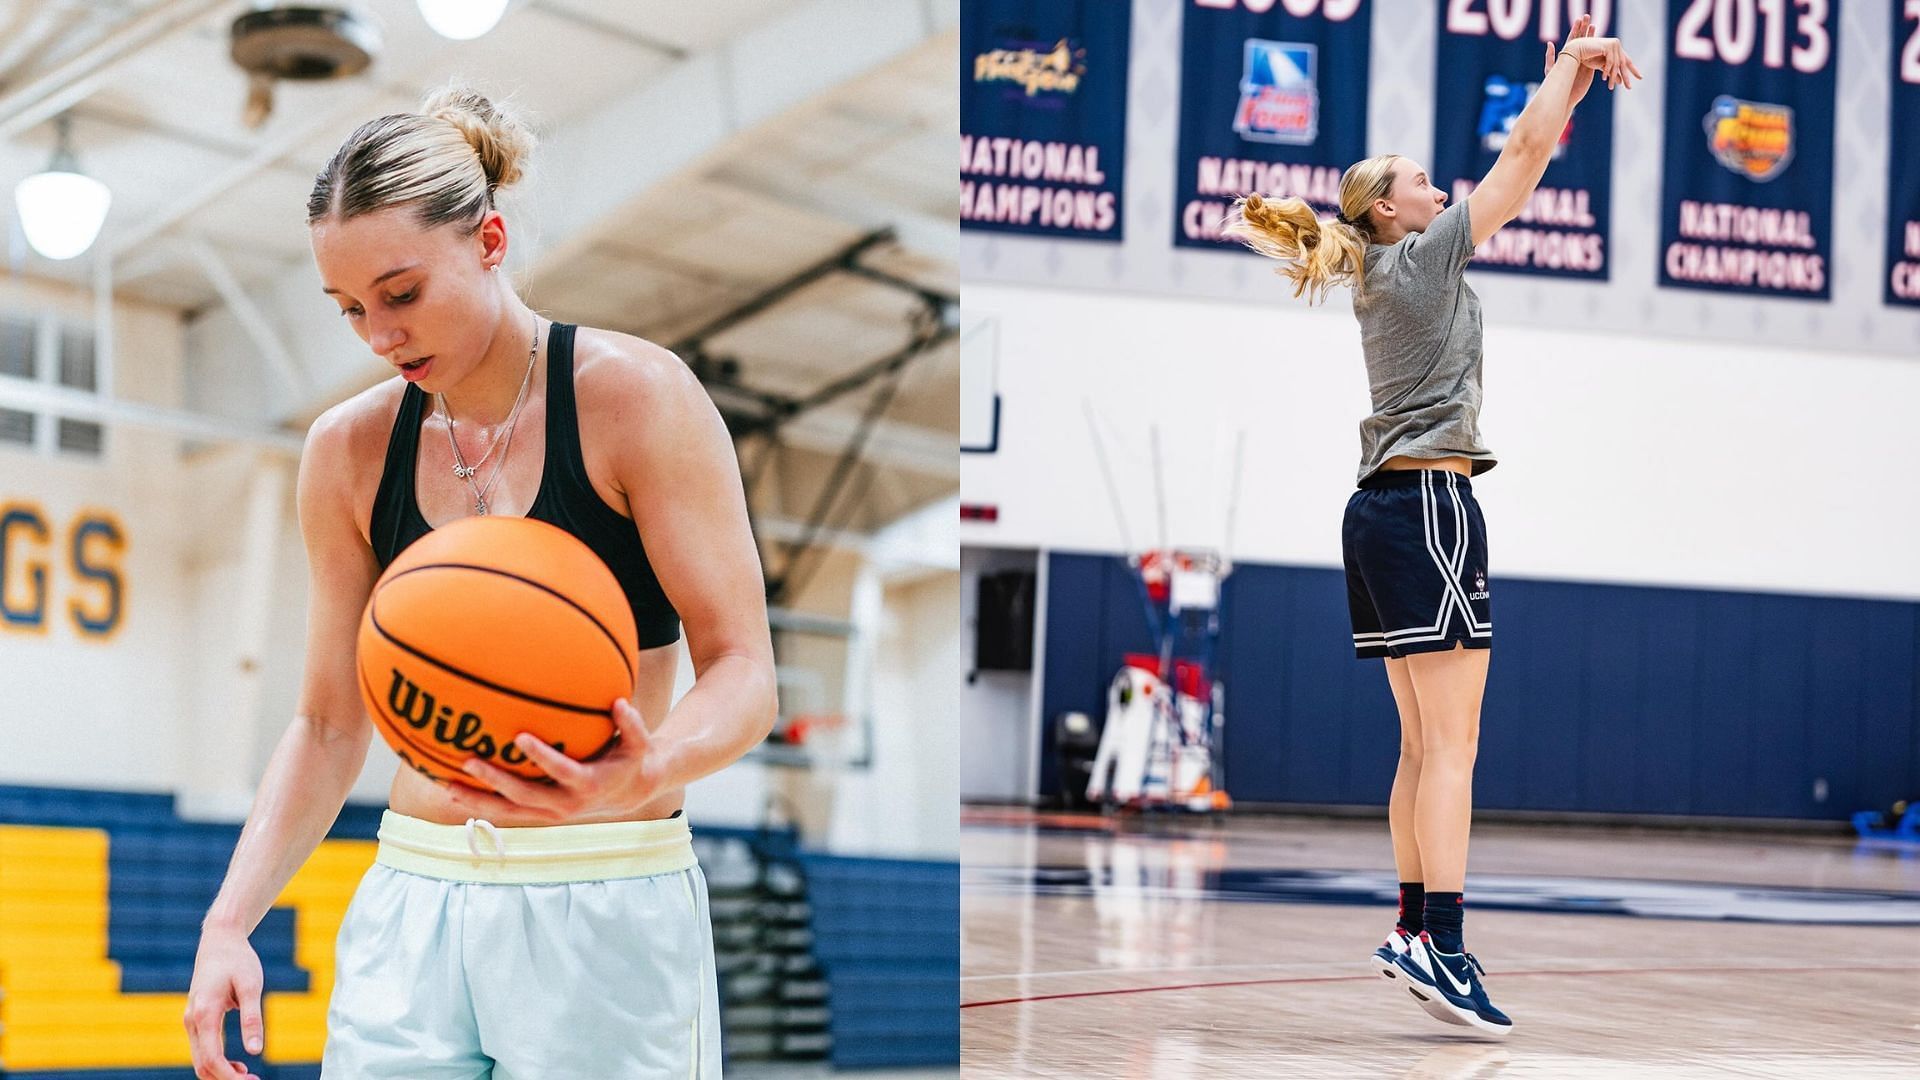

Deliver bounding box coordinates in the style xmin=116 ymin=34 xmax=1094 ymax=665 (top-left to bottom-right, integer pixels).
xmin=14 ymin=115 xmax=112 ymax=261
xmin=417 ymin=0 xmax=509 ymax=40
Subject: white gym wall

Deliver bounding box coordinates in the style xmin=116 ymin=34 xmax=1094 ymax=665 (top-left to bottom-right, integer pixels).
xmin=962 ymin=281 xmax=1920 ymax=602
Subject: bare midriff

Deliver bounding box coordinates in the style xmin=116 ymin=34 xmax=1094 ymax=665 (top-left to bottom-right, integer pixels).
xmin=1380 ymin=454 xmax=1473 ymax=478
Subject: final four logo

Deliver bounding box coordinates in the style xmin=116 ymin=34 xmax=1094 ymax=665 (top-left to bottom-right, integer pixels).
xmin=1477 ymin=75 xmax=1570 ymax=159
xmin=1704 ymin=95 xmax=1794 ymax=181
xmin=1234 ymin=39 xmax=1318 ymax=145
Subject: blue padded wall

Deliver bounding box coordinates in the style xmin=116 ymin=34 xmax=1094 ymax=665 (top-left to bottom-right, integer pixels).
xmin=1039 ymin=552 xmax=1920 ymax=821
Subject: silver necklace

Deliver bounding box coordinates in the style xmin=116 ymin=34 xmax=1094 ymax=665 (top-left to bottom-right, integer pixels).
xmin=438 ymin=317 xmax=539 ymax=516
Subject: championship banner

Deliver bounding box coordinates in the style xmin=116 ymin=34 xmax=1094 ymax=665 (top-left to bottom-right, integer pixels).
xmin=1432 ymin=0 xmax=1615 ymax=280
xmin=1173 ymin=0 xmax=1370 ymax=251
xmin=961 ymin=1 xmax=1131 ymax=242
xmin=1886 ymin=0 xmax=1920 ymax=308
xmin=1656 ymin=0 xmax=1837 ymax=300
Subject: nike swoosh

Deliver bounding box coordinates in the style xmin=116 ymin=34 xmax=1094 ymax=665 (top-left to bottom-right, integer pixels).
xmin=1434 ymin=955 xmax=1473 ymax=995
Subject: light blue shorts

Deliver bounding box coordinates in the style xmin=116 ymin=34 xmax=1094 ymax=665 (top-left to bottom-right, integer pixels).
xmin=321 ymin=810 xmax=722 ymax=1078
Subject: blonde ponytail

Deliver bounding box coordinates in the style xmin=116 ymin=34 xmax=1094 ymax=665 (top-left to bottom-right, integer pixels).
xmin=1222 ymin=193 xmax=1367 ymax=305
xmin=1222 ymin=153 xmax=1402 ymax=305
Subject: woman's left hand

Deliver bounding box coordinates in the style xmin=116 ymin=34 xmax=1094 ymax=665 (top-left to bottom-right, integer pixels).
xmin=448 ymin=698 xmax=671 ymax=822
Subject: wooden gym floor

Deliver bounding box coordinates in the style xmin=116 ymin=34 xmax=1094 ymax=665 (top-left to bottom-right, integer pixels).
xmin=961 ymin=808 xmax=1920 ymax=1078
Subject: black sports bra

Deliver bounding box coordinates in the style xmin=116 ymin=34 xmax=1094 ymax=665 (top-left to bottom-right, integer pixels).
xmin=369 ymin=322 xmax=682 ymax=648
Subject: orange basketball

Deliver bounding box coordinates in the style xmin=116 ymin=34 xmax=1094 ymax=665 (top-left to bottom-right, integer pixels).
xmin=355 ymin=516 xmax=638 ymax=789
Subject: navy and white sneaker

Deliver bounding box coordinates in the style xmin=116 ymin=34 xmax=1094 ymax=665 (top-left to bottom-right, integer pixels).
xmin=1393 ymin=932 xmax=1514 ymax=1036
xmin=1370 ymin=926 xmax=1417 ymax=981
xmin=1387 ymin=932 xmax=1470 ymax=1027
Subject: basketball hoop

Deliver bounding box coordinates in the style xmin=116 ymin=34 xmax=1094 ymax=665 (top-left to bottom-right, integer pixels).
xmin=1168 ymin=548 xmax=1228 ymax=614
xmin=1080 ymin=407 xmax=1244 ymax=816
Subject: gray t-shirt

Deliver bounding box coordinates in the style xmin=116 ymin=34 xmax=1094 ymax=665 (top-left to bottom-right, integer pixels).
xmin=1351 ymin=199 xmax=1497 ymax=484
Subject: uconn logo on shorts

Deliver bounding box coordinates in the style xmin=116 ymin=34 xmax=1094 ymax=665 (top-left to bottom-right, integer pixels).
xmin=1469 ymin=572 xmax=1489 ymax=602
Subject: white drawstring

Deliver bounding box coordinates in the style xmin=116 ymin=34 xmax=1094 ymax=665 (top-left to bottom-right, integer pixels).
xmin=465 ymin=817 xmax=506 ymax=860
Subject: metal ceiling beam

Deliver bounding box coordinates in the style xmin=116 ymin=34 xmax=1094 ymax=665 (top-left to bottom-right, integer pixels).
xmin=523 ymin=0 xmax=944 ymax=277
xmin=108 ymin=82 xmax=410 ymax=258
xmin=764 ymin=319 xmax=951 ymax=602
xmin=112 ymin=237 xmax=190 ymax=282
xmin=671 ymin=223 xmax=953 ymax=454
xmin=706 ymin=165 xmax=957 ymax=270
xmin=786 ymin=321 xmax=957 ymax=419
xmin=524 ymin=0 xmax=689 ymax=61
xmin=712 ymin=324 xmax=955 ymax=445
xmin=0 ymin=0 xmax=228 ymax=141
xmin=69 ymin=97 xmax=326 ymax=174
xmin=778 ymin=409 xmax=954 ymax=478
xmin=184 ymin=235 xmax=314 ymax=400
xmin=0 ymin=1 xmax=92 ymax=86
xmin=840 ymin=260 xmax=955 ymax=306
xmin=671 ymin=229 xmax=894 ymax=355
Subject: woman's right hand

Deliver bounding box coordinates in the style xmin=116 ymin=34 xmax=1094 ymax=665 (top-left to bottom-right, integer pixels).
xmin=1546 ymin=13 xmax=1599 ymax=104
xmin=1560 ymin=36 xmax=1643 ymax=91
xmin=184 ymin=927 xmax=265 ymax=1079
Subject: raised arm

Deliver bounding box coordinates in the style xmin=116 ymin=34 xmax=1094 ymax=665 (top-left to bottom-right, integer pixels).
xmin=1465 ymin=18 xmax=1640 ymax=247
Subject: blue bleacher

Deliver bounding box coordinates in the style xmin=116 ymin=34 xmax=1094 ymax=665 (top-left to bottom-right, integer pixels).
xmin=0 ymin=785 xmax=959 ymax=1074
xmin=799 ymin=854 xmax=959 ymax=1069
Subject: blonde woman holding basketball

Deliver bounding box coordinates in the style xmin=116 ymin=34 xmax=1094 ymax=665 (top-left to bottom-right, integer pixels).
xmin=183 ymin=85 xmax=775 ymax=1078
xmin=1225 ymin=19 xmax=1639 ymax=1034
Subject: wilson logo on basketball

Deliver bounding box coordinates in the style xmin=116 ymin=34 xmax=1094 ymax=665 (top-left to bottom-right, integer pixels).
xmin=385 ymin=669 xmax=562 ymax=765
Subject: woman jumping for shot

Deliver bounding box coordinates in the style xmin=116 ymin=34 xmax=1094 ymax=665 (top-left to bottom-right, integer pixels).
xmin=1224 ymin=19 xmax=1641 ymax=1034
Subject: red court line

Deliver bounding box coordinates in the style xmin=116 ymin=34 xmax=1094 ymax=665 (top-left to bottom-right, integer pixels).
xmin=961 ymin=808 xmax=1115 ymax=831
xmin=960 ymin=964 xmax=1903 ymax=1009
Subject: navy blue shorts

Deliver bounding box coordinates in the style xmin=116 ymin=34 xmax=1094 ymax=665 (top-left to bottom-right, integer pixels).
xmin=1342 ymin=469 xmax=1492 ymax=660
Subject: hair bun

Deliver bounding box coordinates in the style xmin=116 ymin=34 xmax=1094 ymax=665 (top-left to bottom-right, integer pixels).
xmin=420 ymin=83 xmax=534 ymax=191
